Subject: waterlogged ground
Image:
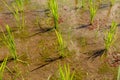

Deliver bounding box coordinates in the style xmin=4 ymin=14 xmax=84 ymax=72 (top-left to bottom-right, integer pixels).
xmin=0 ymin=0 xmax=120 ymax=80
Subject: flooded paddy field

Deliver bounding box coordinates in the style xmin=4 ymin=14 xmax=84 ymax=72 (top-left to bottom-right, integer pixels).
xmin=0 ymin=0 xmax=120 ymax=80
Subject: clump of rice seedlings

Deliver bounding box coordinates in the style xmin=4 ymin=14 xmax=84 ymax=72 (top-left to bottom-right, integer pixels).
xmin=14 ymin=0 xmax=24 ymax=12
xmin=3 ymin=25 xmax=18 ymax=60
xmin=12 ymin=4 xmax=22 ymax=30
xmin=12 ymin=0 xmax=25 ymax=30
xmin=0 ymin=57 xmax=8 ymax=80
xmin=89 ymin=0 xmax=97 ymax=25
xmin=2 ymin=25 xmax=27 ymax=64
xmin=104 ymin=21 xmax=118 ymax=52
xmin=48 ymin=0 xmax=59 ymax=30
xmin=59 ymin=64 xmax=75 ymax=80
xmin=1 ymin=0 xmax=25 ymax=30
xmin=110 ymin=0 xmax=116 ymax=6
xmin=55 ymin=30 xmax=65 ymax=57
xmin=81 ymin=0 xmax=85 ymax=8
xmin=90 ymin=21 xmax=118 ymax=59
xmin=117 ymin=66 xmax=120 ymax=80
xmin=48 ymin=0 xmax=66 ymax=57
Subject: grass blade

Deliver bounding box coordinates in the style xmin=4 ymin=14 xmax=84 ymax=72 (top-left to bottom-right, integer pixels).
xmin=0 ymin=57 xmax=8 ymax=80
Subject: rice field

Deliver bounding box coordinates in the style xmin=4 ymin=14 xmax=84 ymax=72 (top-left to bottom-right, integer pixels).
xmin=0 ymin=0 xmax=120 ymax=80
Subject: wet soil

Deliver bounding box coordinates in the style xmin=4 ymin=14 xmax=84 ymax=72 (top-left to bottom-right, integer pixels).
xmin=0 ymin=0 xmax=120 ymax=80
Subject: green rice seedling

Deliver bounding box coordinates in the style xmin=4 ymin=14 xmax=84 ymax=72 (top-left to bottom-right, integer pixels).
xmin=3 ymin=25 xmax=18 ymax=60
xmin=12 ymin=4 xmax=22 ymax=29
xmin=14 ymin=0 xmax=24 ymax=12
xmin=110 ymin=0 xmax=116 ymax=6
xmin=59 ymin=64 xmax=75 ymax=80
xmin=48 ymin=0 xmax=66 ymax=57
xmin=1 ymin=0 xmax=25 ymax=30
xmin=2 ymin=25 xmax=27 ymax=64
xmin=55 ymin=30 xmax=65 ymax=57
xmin=89 ymin=0 xmax=97 ymax=25
xmin=81 ymin=0 xmax=85 ymax=8
xmin=104 ymin=21 xmax=118 ymax=51
xmin=12 ymin=0 xmax=25 ymax=30
xmin=117 ymin=66 xmax=120 ymax=80
xmin=0 ymin=57 xmax=8 ymax=80
xmin=48 ymin=0 xmax=59 ymax=30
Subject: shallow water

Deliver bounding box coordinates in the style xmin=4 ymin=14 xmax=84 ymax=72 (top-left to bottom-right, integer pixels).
xmin=0 ymin=0 xmax=120 ymax=80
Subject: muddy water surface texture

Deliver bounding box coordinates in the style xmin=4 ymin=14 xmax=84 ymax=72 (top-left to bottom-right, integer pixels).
xmin=0 ymin=0 xmax=120 ymax=80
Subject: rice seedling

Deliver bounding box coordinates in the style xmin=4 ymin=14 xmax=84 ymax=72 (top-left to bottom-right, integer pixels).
xmin=110 ymin=0 xmax=116 ymax=6
xmin=12 ymin=4 xmax=22 ymax=29
xmin=12 ymin=0 xmax=25 ymax=30
xmin=91 ymin=21 xmax=118 ymax=60
xmin=3 ymin=25 xmax=18 ymax=60
xmin=48 ymin=0 xmax=59 ymax=30
xmin=2 ymin=25 xmax=27 ymax=64
xmin=89 ymin=0 xmax=98 ymax=25
xmin=55 ymin=30 xmax=65 ymax=57
xmin=58 ymin=64 xmax=75 ymax=80
xmin=81 ymin=0 xmax=85 ymax=8
xmin=49 ymin=0 xmax=66 ymax=57
xmin=14 ymin=0 xmax=24 ymax=12
xmin=117 ymin=66 xmax=120 ymax=80
xmin=104 ymin=21 xmax=118 ymax=52
xmin=0 ymin=57 xmax=8 ymax=80
xmin=1 ymin=0 xmax=25 ymax=30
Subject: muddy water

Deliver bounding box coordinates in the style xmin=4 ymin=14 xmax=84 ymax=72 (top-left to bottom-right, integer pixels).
xmin=0 ymin=0 xmax=120 ymax=80
xmin=59 ymin=3 xmax=120 ymax=56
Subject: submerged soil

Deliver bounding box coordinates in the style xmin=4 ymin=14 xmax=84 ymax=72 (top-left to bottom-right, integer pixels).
xmin=0 ymin=0 xmax=120 ymax=80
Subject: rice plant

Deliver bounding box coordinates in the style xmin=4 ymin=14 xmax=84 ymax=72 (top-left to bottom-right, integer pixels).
xmin=104 ymin=21 xmax=118 ymax=51
xmin=49 ymin=0 xmax=65 ymax=57
xmin=89 ymin=0 xmax=97 ymax=25
xmin=117 ymin=66 xmax=120 ymax=80
xmin=55 ymin=30 xmax=65 ymax=57
xmin=81 ymin=0 xmax=85 ymax=8
xmin=14 ymin=0 xmax=24 ymax=12
xmin=58 ymin=64 xmax=75 ymax=80
xmin=110 ymin=0 xmax=116 ymax=6
xmin=2 ymin=25 xmax=28 ymax=64
xmin=12 ymin=4 xmax=22 ymax=29
xmin=2 ymin=25 xmax=27 ymax=64
xmin=3 ymin=25 xmax=18 ymax=60
xmin=48 ymin=0 xmax=59 ymax=30
xmin=12 ymin=0 xmax=25 ymax=30
xmin=0 ymin=57 xmax=8 ymax=80
xmin=1 ymin=0 xmax=25 ymax=30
